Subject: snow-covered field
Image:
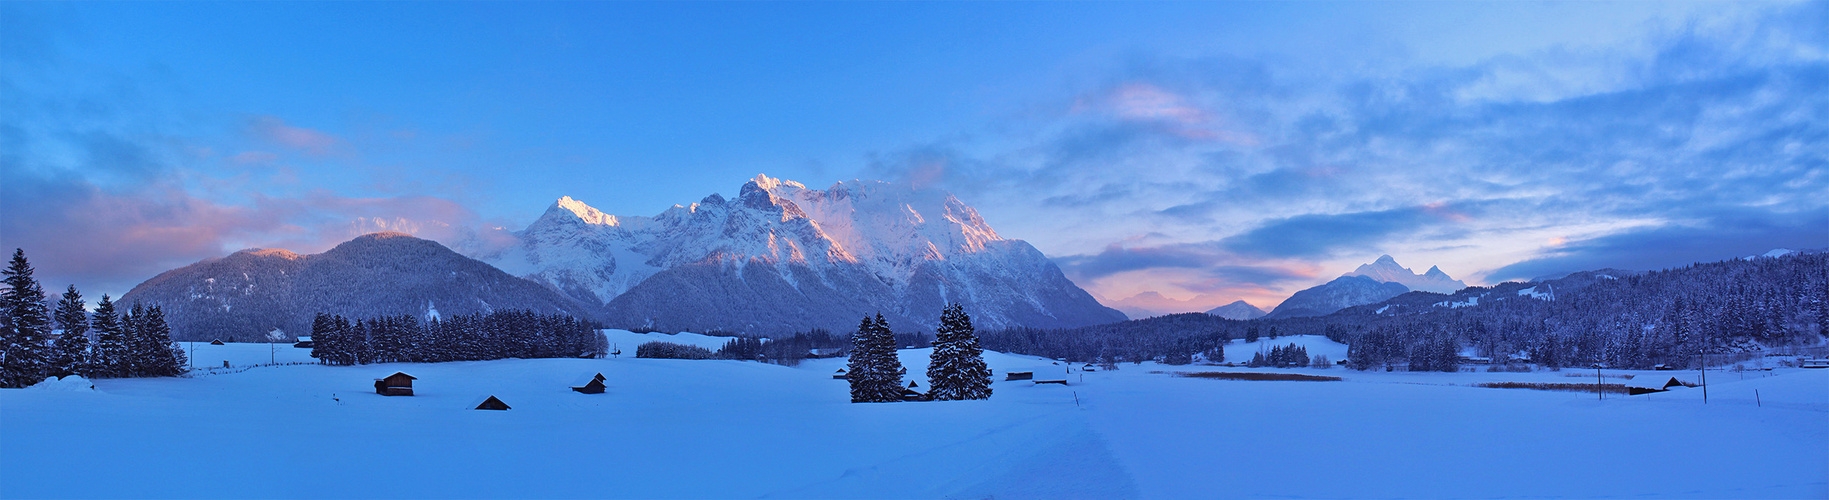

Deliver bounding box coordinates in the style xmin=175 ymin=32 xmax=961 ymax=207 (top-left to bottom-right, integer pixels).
xmin=3 ymin=340 xmax=1824 ymax=499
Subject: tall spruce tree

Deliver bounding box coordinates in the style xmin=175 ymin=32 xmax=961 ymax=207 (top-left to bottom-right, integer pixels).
xmin=51 ymin=285 xmax=91 ymax=377
xmin=2 ymin=249 xmax=53 ymax=387
xmin=846 ymin=314 xmax=906 ymax=403
xmin=927 ymin=304 xmax=992 ymax=401
xmin=846 ymin=316 xmax=879 ymax=402
xmin=122 ymin=303 xmax=146 ymax=377
xmin=90 ymin=295 xmax=127 ymax=378
xmin=136 ymin=307 xmax=184 ymax=376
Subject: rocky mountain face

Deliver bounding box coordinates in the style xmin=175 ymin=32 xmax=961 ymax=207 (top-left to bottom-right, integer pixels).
xmin=471 ymin=174 xmax=1126 ymax=335
xmin=1205 ymin=300 xmax=1267 ymax=320
xmin=119 ymin=232 xmax=595 ymax=342
xmin=1264 ymin=276 xmax=1411 ymax=319
xmin=1344 ymin=255 xmax=1467 ymax=294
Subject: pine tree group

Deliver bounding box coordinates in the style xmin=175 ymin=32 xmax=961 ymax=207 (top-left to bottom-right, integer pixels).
xmin=311 ymin=310 xmax=605 ymax=366
xmin=0 ymin=249 xmax=184 ymax=386
xmin=926 ymin=303 xmax=991 ymax=401
xmin=846 ymin=313 xmax=905 ymax=403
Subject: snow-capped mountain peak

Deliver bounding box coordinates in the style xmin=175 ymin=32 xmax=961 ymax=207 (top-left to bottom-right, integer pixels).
xmin=1343 ymin=255 xmax=1466 ymax=294
xmin=471 ymin=174 xmax=1122 ymax=334
xmin=549 ymin=196 xmax=618 ymax=226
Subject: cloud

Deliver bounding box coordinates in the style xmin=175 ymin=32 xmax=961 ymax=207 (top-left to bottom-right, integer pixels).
xmin=1486 ymin=208 xmax=1829 ymax=282
xmin=1219 ymin=203 xmax=1482 ymax=258
xmin=0 ymin=162 xmax=488 ymax=299
xmin=248 ymin=115 xmax=348 ymax=157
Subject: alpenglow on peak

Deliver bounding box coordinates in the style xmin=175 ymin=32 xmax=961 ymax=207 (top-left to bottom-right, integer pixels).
xmin=468 ymin=174 xmax=1123 ymax=335
xmin=1343 ymin=255 xmax=1467 ymax=294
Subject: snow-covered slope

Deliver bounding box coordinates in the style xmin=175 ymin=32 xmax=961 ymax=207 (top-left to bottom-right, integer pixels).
xmin=1265 ymin=275 xmax=1410 ymax=319
xmin=1344 ymin=254 xmax=1467 ymax=294
xmin=119 ymin=232 xmax=595 ymax=342
xmin=474 ymin=175 xmax=1125 ymax=334
xmin=1205 ymin=300 xmax=1267 ymax=320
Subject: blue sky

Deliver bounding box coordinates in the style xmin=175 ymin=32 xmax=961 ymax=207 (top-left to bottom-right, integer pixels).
xmin=3 ymin=1 xmax=1824 ymax=314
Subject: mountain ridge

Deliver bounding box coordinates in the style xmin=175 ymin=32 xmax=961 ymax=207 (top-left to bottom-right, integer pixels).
xmin=119 ymin=232 xmax=595 ymax=342
xmin=470 ymin=174 xmax=1125 ymax=334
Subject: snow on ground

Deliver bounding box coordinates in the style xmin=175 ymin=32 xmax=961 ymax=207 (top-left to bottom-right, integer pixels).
xmin=2 ymin=343 xmax=1824 ymax=499
xmin=601 ymin=329 xmax=743 ymax=353
xmin=181 ymin=341 xmax=317 ymax=369
xmin=1218 ymin=334 xmax=1350 ymax=364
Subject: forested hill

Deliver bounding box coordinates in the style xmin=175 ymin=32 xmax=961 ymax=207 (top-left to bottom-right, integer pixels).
xmin=980 ymin=251 xmax=1827 ymax=369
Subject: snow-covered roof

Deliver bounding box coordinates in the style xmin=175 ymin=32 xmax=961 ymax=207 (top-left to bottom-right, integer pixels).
xmin=1626 ymin=374 xmax=1696 ymax=389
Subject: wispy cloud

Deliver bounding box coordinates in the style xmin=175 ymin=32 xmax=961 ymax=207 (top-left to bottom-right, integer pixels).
xmin=248 ymin=115 xmax=349 ymax=157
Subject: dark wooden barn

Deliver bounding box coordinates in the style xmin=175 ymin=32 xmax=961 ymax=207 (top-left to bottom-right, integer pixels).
xmin=209 ymin=339 xmax=225 ymax=345
xmin=833 ymin=368 xmax=848 ymax=380
xmin=571 ymin=373 xmax=607 ymax=394
xmin=374 ymin=372 xmax=416 ymax=396
xmin=474 ymin=395 xmax=510 ymax=410
xmin=900 ymin=381 xmax=929 ymax=402
xmin=1005 ymin=371 xmax=1033 ymax=381
xmin=293 ymin=336 xmax=314 ymax=348
xmin=1627 ymin=375 xmax=1694 ymax=395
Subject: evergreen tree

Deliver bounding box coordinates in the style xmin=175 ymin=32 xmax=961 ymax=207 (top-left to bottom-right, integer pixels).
xmin=309 ymin=313 xmax=335 ymax=364
xmin=118 ymin=306 xmax=184 ymax=377
xmin=90 ymin=295 xmax=127 ymax=378
xmin=1 ymin=249 xmax=53 ymax=387
xmin=51 ymin=285 xmax=91 ymax=377
xmin=927 ymin=304 xmax=992 ymax=401
xmin=846 ymin=314 xmax=905 ymax=402
xmin=122 ymin=303 xmax=147 ymax=377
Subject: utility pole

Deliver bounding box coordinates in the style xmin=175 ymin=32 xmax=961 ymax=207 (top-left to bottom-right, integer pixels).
xmin=1700 ymin=329 xmax=1708 ymax=404
xmin=1593 ymin=363 xmax=1604 ymax=401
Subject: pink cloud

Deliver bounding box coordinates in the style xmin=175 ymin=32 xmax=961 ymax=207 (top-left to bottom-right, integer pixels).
xmin=248 ymin=116 xmax=347 ymax=157
xmin=0 ymin=174 xmax=483 ymax=299
xmin=1085 ymin=82 xmax=1260 ymax=145
xmin=229 ymin=150 xmax=279 ymax=166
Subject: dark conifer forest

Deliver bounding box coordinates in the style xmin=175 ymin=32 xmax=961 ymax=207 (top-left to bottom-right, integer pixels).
xmin=982 ymin=252 xmax=1827 ymax=370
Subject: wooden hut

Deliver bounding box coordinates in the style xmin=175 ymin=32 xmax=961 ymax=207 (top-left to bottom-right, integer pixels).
xmin=571 ymin=373 xmax=607 ymax=394
xmin=474 ymin=395 xmax=511 ymax=410
xmin=1626 ymin=374 xmax=1694 ymax=395
xmin=900 ymin=382 xmax=929 ymax=402
xmin=209 ymin=339 xmax=225 ymax=345
xmin=1802 ymin=358 xmax=1829 ymax=369
xmin=374 ymin=372 xmax=416 ymax=396
xmin=833 ymin=368 xmax=849 ymax=380
xmin=293 ymin=336 xmax=314 ymax=348
xmin=1004 ymin=371 xmax=1033 ymax=381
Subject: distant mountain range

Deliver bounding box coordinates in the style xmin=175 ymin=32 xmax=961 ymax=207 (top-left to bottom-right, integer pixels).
xmin=1205 ymin=300 xmax=1266 ymax=320
xmin=1260 ymin=255 xmax=1467 ymax=319
xmin=1344 ymin=254 xmax=1466 ymax=294
xmin=123 ymin=175 xmax=1126 ymax=340
xmin=469 ymin=175 xmax=1123 ymax=335
xmin=119 ymin=232 xmax=593 ymax=342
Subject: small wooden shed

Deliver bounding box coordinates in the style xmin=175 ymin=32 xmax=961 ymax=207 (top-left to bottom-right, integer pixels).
xmin=571 ymin=373 xmax=607 ymax=394
xmin=1004 ymin=371 xmax=1033 ymax=381
xmin=1802 ymin=358 xmax=1829 ymax=369
xmin=833 ymin=368 xmax=849 ymax=380
xmin=209 ymin=339 xmax=225 ymax=345
xmin=1626 ymin=374 xmax=1693 ymax=395
xmin=474 ymin=395 xmax=511 ymax=410
xmin=293 ymin=336 xmax=314 ymax=348
xmin=374 ymin=372 xmax=416 ymax=396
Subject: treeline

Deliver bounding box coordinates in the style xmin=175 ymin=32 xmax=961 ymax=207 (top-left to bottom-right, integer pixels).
xmin=309 ymin=310 xmax=605 ymax=365
xmin=1247 ymin=343 xmax=1311 ymax=368
xmin=979 ymin=252 xmax=1827 ymax=371
xmin=2 ymin=249 xmax=186 ymax=387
